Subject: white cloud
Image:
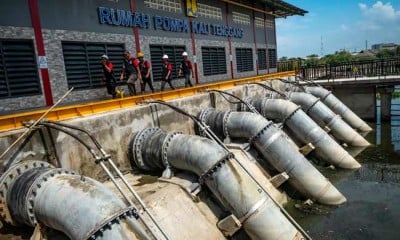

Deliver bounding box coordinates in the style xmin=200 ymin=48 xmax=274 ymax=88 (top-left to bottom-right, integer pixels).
xmin=358 ymin=3 xmax=367 ymax=11
xmin=358 ymin=1 xmax=400 ymax=26
xmin=357 ymin=1 xmax=400 ymax=32
xmin=340 ymin=24 xmax=348 ymax=31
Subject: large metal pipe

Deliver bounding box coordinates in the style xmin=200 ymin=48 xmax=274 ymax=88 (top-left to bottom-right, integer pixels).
xmin=305 ymin=86 xmax=373 ymax=132
xmin=241 ymin=97 xmax=361 ymax=169
xmin=199 ymin=109 xmax=346 ymax=206
xmin=285 ymin=92 xmax=370 ymax=147
xmin=131 ymin=128 xmax=303 ymax=240
xmin=0 ymin=160 xmax=150 ymax=240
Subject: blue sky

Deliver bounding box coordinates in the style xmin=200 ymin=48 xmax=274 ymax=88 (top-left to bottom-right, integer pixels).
xmin=276 ymin=1 xmax=400 ymax=58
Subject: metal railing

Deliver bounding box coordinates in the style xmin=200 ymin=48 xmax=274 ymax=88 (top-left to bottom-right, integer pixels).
xmin=298 ymin=57 xmax=400 ymax=80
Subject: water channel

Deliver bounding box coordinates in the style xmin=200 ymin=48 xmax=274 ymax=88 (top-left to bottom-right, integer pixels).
xmin=287 ymin=98 xmax=400 ymax=240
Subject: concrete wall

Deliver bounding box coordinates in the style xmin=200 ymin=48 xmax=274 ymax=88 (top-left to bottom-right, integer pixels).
xmin=331 ymin=86 xmax=376 ymax=121
xmin=0 ymin=83 xmax=269 ymax=180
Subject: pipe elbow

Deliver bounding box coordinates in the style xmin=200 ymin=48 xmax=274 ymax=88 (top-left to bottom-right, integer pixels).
xmin=287 ymin=92 xmax=320 ymax=113
xmin=131 ymin=127 xmax=229 ymax=176
xmin=0 ymin=160 xmax=148 ymax=240
xmin=261 ymin=99 xmax=300 ymax=121
xmin=198 ymin=108 xmax=271 ymax=141
xmin=306 ymin=86 xmax=331 ymax=99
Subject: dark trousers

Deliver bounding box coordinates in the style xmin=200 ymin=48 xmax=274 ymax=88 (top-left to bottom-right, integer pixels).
xmin=127 ymin=82 xmax=136 ymax=95
xmin=184 ymin=74 xmax=193 ymax=87
xmin=106 ymin=81 xmax=116 ymax=98
xmin=142 ymin=77 xmax=154 ymax=93
xmin=161 ymin=79 xmax=175 ymax=91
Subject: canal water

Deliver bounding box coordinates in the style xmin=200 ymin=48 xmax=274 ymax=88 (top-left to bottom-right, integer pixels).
xmin=286 ymin=98 xmax=400 ymax=240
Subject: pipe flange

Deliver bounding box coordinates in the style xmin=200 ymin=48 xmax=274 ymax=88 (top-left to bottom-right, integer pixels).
xmin=317 ymin=90 xmax=332 ymax=101
xmin=24 ymin=168 xmax=76 ymax=225
xmin=131 ymin=128 xmax=161 ymax=170
xmin=198 ymin=108 xmax=214 ymax=137
xmin=198 ymin=153 xmax=233 ymax=185
xmin=248 ymin=122 xmax=275 ymax=144
xmin=305 ymin=98 xmax=321 ymax=114
xmin=0 ymin=160 xmax=53 ymax=225
xmin=161 ymin=131 xmax=182 ymax=168
xmin=280 ymin=106 xmax=302 ymax=127
xmin=222 ymin=111 xmax=233 ymax=139
xmin=85 ymin=206 xmax=139 ymax=240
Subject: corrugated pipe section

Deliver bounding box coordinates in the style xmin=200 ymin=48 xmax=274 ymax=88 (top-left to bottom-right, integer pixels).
xmin=198 ymin=109 xmax=346 ymax=206
xmin=305 ymin=86 xmax=373 ymax=132
xmin=241 ymin=97 xmax=361 ymax=169
xmin=130 ymin=128 xmax=303 ymax=240
xmin=0 ymin=160 xmax=150 ymax=240
xmin=284 ymin=92 xmax=370 ymax=147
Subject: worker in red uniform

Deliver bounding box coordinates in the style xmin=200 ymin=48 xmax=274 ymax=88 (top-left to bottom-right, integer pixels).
xmin=161 ymin=54 xmax=175 ymax=91
xmin=178 ymin=52 xmax=194 ymax=87
xmin=137 ymin=51 xmax=155 ymax=93
xmin=100 ymin=54 xmax=116 ymax=98
xmin=120 ymin=50 xmax=142 ymax=96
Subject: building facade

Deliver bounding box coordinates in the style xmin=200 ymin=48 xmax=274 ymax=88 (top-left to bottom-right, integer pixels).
xmin=0 ymin=0 xmax=306 ymax=113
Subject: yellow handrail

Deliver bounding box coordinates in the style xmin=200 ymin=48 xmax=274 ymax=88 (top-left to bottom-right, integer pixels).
xmin=0 ymin=71 xmax=295 ymax=132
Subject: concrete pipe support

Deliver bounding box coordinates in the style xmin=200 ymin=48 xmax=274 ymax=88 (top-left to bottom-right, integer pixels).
xmin=305 ymin=86 xmax=373 ymax=132
xmin=242 ymin=98 xmax=361 ymax=169
xmin=198 ymin=109 xmax=346 ymax=206
xmin=0 ymin=160 xmax=150 ymax=240
xmin=131 ymin=128 xmax=303 ymax=240
xmin=285 ymin=92 xmax=370 ymax=147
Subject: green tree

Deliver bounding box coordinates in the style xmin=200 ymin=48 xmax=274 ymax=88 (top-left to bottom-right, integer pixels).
xmin=376 ymin=49 xmax=396 ymax=58
xmin=304 ymin=54 xmax=319 ymax=66
xmin=279 ymin=56 xmax=288 ymax=61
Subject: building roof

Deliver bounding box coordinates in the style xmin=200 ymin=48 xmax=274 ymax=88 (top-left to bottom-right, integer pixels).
xmin=225 ymin=0 xmax=307 ymax=18
xmin=263 ymin=0 xmax=308 ymax=18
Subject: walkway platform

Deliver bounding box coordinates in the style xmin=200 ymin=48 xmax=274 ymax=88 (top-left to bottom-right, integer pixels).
xmin=0 ymin=71 xmax=295 ymax=132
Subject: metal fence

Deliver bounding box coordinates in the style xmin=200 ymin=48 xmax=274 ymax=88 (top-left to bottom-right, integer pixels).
xmin=298 ymin=57 xmax=400 ymax=80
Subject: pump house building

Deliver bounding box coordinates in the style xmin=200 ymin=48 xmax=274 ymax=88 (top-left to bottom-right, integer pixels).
xmin=0 ymin=0 xmax=306 ymax=112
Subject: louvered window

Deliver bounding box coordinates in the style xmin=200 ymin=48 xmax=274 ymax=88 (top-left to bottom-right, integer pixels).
xmin=236 ymin=48 xmax=253 ymax=72
xmin=202 ymin=47 xmax=227 ymax=76
xmin=62 ymin=42 xmax=124 ymax=90
xmin=0 ymin=39 xmax=41 ymax=98
xmin=268 ymin=48 xmax=277 ymax=68
xmin=257 ymin=49 xmax=267 ymax=70
xmin=149 ymin=45 xmax=186 ymax=81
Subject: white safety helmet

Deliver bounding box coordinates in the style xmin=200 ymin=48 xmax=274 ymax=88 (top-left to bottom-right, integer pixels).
xmin=182 ymin=52 xmax=188 ymax=57
xmin=100 ymin=54 xmax=109 ymax=60
xmin=162 ymin=54 xmax=169 ymax=59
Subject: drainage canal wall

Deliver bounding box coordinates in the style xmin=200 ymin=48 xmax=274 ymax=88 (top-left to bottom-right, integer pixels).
xmin=0 ymin=83 xmax=268 ymax=180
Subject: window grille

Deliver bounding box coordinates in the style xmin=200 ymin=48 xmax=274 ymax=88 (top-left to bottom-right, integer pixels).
xmin=236 ymin=48 xmax=254 ymax=72
xmin=144 ymin=0 xmax=182 ymax=13
xmin=266 ymin=18 xmax=274 ymax=29
xmin=255 ymin=17 xmax=264 ymax=28
xmin=62 ymin=42 xmax=124 ymax=90
xmin=268 ymin=48 xmax=277 ymax=68
xmin=149 ymin=45 xmax=186 ymax=80
xmin=0 ymin=39 xmax=41 ymax=98
xmin=257 ymin=49 xmax=267 ymax=70
xmin=232 ymin=11 xmax=250 ymax=25
xmin=197 ymin=3 xmax=222 ymax=20
xmin=202 ymin=47 xmax=227 ymax=76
